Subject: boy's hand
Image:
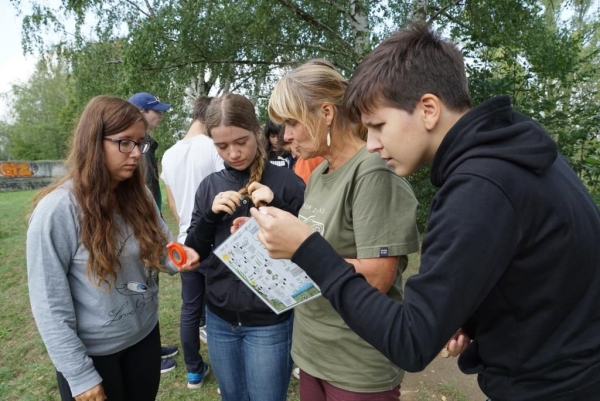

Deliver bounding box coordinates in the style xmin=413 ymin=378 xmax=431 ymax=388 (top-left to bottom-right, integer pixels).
xmin=440 ymin=328 xmax=470 ymax=357
xmin=250 ymin=207 xmax=312 ymax=259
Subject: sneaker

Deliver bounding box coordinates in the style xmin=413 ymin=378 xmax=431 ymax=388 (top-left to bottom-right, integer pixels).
xmin=292 ymin=367 xmax=300 ymax=380
xmin=187 ymin=363 xmax=210 ymax=389
xmin=161 ymin=345 xmax=178 ymax=359
xmin=199 ymin=326 xmax=208 ymax=344
xmin=161 ymin=358 xmax=176 ymax=374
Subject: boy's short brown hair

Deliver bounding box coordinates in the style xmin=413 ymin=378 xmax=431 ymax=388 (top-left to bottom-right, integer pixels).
xmin=193 ymin=96 xmax=214 ymax=123
xmin=344 ymin=23 xmax=471 ymax=119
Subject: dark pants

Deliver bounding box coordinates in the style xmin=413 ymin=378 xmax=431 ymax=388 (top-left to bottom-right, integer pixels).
xmin=57 ymin=323 xmax=161 ymax=401
xmin=180 ymin=268 xmax=207 ymax=373
xmin=299 ymin=368 xmax=401 ymax=401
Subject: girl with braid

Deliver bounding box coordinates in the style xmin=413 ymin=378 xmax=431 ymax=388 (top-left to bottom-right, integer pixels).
xmin=185 ymin=93 xmax=305 ymax=401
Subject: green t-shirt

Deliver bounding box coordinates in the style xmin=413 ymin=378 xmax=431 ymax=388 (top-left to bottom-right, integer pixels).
xmin=292 ymin=146 xmax=420 ymax=392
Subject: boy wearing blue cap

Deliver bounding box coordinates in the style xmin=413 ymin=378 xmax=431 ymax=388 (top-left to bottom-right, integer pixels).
xmin=128 ymin=92 xmax=179 ymax=375
xmin=128 ymin=92 xmax=171 ymax=211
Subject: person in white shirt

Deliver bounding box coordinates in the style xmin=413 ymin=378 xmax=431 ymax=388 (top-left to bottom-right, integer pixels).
xmin=160 ymin=96 xmax=224 ymax=389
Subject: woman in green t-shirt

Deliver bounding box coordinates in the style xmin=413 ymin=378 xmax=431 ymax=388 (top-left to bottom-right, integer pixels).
xmin=267 ymin=60 xmax=420 ymax=400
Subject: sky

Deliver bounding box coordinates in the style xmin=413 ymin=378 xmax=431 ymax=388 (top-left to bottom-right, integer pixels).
xmin=0 ymin=0 xmax=594 ymax=121
xmin=0 ymin=0 xmax=37 ymax=119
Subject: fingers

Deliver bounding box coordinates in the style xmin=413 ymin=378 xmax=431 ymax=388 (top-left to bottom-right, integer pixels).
xmin=445 ymin=333 xmax=470 ymax=357
xmin=74 ymin=384 xmax=106 ymax=401
xmin=213 ymin=191 xmax=243 ymax=214
xmin=247 ymin=181 xmax=264 ymax=195
xmin=232 ymin=217 xmax=250 ymax=226
xmin=249 ymin=185 xmax=274 ymax=207
xmin=231 ymin=217 xmax=250 ymax=234
xmin=254 ymin=206 xmax=280 ymax=217
xmin=250 ymin=206 xmax=266 ymax=221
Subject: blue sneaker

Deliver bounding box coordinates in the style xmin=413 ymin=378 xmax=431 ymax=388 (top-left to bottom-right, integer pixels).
xmin=161 ymin=358 xmax=176 ymax=374
xmin=161 ymin=345 xmax=178 ymax=359
xmin=187 ymin=363 xmax=210 ymax=389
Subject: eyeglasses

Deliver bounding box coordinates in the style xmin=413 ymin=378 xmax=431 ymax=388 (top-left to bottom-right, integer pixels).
xmin=103 ymin=138 xmax=152 ymax=154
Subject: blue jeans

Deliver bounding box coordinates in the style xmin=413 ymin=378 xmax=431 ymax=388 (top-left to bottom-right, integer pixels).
xmin=206 ymin=308 xmax=293 ymax=401
xmin=180 ymin=268 xmax=207 ymax=373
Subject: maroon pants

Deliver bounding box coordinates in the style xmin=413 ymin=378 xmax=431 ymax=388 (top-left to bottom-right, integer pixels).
xmin=299 ymin=368 xmax=401 ymax=401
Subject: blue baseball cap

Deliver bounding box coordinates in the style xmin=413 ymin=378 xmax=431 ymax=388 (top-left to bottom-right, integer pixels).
xmin=127 ymin=92 xmax=171 ymax=111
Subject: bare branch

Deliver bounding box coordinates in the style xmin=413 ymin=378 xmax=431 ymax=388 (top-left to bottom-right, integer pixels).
xmin=123 ymin=0 xmax=151 ymax=18
xmin=433 ymin=8 xmax=469 ymax=31
xmin=427 ymin=0 xmax=463 ymax=24
xmin=142 ymin=0 xmax=156 ymax=18
xmin=275 ymin=0 xmax=358 ymax=61
xmin=239 ymin=41 xmax=352 ymax=58
xmin=321 ymin=0 xmax=349 ymax=16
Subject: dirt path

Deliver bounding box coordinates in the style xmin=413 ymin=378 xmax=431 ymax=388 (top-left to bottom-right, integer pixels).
xmin=401 ymin=355 xmax=486 ymax=400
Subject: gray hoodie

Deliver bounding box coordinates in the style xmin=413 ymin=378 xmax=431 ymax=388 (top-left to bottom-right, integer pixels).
xmin=26 ymin=183 xmax=177 ymax=396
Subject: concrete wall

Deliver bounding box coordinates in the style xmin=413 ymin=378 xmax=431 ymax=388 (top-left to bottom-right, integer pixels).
xmin=0 ymin=161 xmax=64 ymax=192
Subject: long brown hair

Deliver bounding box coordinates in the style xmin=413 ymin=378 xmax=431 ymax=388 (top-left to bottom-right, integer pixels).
xmin=33 ymin=96 xmax=168 ymax=289
xmin=205 ymin=93 xmax=266 ymax=196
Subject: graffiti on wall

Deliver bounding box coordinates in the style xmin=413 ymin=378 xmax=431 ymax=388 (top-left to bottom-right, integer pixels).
xmin=0 ymin=162 xmax=39 ymax=177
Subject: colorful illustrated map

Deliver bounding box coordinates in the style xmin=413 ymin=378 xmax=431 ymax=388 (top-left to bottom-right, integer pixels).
xmin=214 ymin=217 xmax=321 ymax=314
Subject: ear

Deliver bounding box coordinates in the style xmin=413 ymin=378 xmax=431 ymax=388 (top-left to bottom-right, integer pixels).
xmin=418 ymin=94 xmax=442 ymax=131
xmin=321 ymin=103 xmax=335 ymax=127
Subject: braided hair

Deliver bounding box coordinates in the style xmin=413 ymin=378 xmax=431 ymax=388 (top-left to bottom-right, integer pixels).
xmin=205 ymin=93 xmax=266 ymax=196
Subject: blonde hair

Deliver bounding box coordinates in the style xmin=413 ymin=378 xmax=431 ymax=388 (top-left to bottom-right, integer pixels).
xmin=205 ymin=93 xmax=266 ymax=196
xmin=33 ymin=96 xmax=168 ymax=289
xmin=268 ymin=59 xmax=365 ymax=157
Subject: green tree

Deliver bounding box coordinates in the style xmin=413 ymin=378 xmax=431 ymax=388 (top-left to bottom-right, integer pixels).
xmin=12 ymin=0 xmax=600 ymax=226
xmin=1 ymin=57 xmax=73 ymax=160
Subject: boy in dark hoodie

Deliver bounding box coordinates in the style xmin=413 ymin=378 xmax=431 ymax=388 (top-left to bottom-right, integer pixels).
xmin=251 ymin=23 xmax=600 ymax=401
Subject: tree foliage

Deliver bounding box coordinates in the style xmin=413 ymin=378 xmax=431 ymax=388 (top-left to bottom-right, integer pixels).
xmin=1 ymin=57 xmax=72 ymax=160
xmin=7 ymin=0 xmax=600 ymax=228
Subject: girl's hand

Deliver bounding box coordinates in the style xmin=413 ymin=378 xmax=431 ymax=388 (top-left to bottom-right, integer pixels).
xmin=212 ymin=191 xmax=243 ymax=214
xmin=231 ymin=217 xmax=251 ymax=234
xmin=248 ymin=182 xmax=274 ymax=207
xmin=166 ymin=242 xmax=201 ymax=272
xmin=75 ymin=383 xmax=106 ymax=401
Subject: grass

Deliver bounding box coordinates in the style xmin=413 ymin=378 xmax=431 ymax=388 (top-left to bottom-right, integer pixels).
xmin=415 ymin=381 xmax=472 ymax=401
xmin=0 ymin=185 xmax=468 ymax=400
xmin=0 ymin=185 xmax=298 ymax=400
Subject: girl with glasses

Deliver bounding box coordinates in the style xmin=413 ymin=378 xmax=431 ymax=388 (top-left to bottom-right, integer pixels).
xmin=27 ymin=95 xmax=200 ymax=401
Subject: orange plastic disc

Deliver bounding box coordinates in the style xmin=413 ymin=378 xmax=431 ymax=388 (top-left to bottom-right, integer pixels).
xmin=168 ymin=243 xmax=187 ymax=268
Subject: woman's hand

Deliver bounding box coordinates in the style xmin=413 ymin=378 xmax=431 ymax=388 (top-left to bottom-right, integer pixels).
xmin=75 ymin=383 xmax=106 ymax=401
xmin=248 ymin=182 xmax=274 ymax=207
xmin=212 ymin=191 xmax=243 ymax=214
xmin=231 ymin=217 xmax=251 ymax=234
xmin=250 ymin=207 xmax=312 ymax=259
xmin=166 ymin=242 xmax=201 ymax=272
